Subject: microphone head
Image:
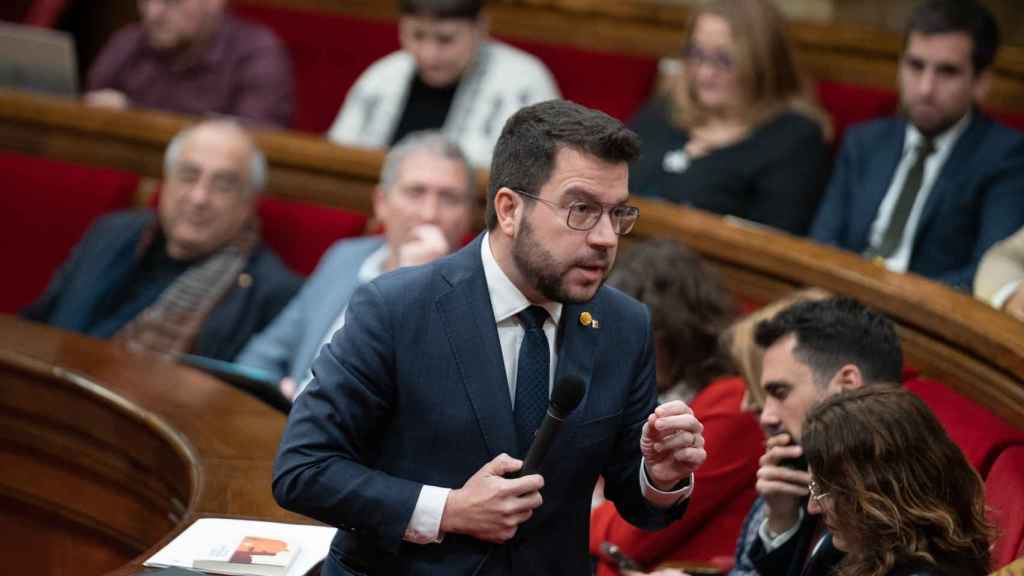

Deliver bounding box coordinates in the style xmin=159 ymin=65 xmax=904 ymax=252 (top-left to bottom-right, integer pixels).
xmin=550 ymin=375 xmax=586 ymax=417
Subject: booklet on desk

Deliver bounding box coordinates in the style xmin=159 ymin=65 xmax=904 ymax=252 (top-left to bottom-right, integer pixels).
xmin=144 ymin=518 xmax=336 ymax=576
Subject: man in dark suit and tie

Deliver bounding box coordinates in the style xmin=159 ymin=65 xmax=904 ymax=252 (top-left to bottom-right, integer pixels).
xmin=273 ymin=100 xmax=706 ymax=575
xmin=810 ymin=0 xmax=1024 ymax=291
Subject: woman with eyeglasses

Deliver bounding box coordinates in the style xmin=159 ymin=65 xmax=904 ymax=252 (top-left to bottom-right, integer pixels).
xmin=627 ymin=0 xmax=830 ymax=236
xmin=802 ymin=386 xmax=993 ymax=576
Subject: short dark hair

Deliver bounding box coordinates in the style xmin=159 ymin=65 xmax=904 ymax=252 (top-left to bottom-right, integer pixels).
xmin=906 ymin=0 xmax=1000 ymax=73
xmin=754 ymin=297 xmax=903 ymax=387
xmin=608 ymin=239 xmax=736 ymax=391
xmin=398 ymin=0 xmax=484 ymax=19
xmin=487 ymin=100 xmax=641 ymax=230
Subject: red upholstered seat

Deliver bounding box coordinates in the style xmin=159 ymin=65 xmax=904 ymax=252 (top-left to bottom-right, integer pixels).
xmin=814 ymin=80 xmax=899 ymax=147
xmin=257 ymin=196 xmax=368 ymax=276
xmin=904 ymin=375 xmax=1024 ymax=477
xmin=0 ymin=152 xmax=139 ymax=313
xmin=500 ymin=37 xmax=658 ymax=121
xmin=986 ymin=445 xmax=1024 ymax=568
xmin=232 ymin=3 xmax=400 ymax=133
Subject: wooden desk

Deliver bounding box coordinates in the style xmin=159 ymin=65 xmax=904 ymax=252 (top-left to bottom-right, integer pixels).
xmin=0 ymin=315 xmax=300 ymax=576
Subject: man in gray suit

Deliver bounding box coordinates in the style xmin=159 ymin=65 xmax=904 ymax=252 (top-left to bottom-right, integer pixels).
xmin=236 ymin=130 xmax=477 ymax=398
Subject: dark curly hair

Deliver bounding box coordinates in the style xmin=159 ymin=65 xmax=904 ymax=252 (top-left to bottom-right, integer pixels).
xmin=608 ymin=239 xmax=736 ymax=393
xmin=803 ymin=386 xmax=993 ymax=576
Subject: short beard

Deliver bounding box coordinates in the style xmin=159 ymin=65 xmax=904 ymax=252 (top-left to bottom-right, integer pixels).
xmin=512 ymin=216 xmax=603 ymax=304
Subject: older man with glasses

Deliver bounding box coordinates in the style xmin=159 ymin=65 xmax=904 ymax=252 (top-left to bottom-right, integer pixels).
xmin=273 ymin=100 xmax=706 ymax=575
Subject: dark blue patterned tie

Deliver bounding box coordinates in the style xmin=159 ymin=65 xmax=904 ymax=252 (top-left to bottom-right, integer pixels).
xmin=514 ymin=306 xmax=550 ymax=457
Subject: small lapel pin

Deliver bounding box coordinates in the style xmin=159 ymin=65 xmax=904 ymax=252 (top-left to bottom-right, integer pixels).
xmin=579 ymin=311 xmax=598 ymax=329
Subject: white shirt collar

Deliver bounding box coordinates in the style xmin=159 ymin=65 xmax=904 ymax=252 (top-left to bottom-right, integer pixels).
xmin=357 ymin=243 xmax=390 ymax=283
xmin=480 ymin=232 xmax=563 ymax=326
xmin=903 ymin=110 xmax=971 ymax=158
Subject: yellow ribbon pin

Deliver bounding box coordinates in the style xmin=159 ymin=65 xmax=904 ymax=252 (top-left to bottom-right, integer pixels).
xmin=579 ymin=311 xmax=593 ymax=327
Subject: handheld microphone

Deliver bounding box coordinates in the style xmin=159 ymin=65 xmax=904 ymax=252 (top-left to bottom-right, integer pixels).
xmin=520 ymin=374 xmax=586 ymax=476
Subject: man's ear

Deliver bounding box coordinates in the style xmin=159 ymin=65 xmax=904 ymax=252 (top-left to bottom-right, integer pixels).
xmin=493 ymin=186 xmax=522 ymax=237
xmin=973 ymin=69 xmax=993 ymax=103
xmin=832 ymin=364 xmax=865 ymax=391
xmin=372 ymin=186 xmax=388 ymax=223
xmin=474 ymin=13 xmax=491 ymax=37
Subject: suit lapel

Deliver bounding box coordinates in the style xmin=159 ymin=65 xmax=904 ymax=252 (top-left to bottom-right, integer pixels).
xmin=916 ymin=113 xmax=982 ymax=233
xmin=857 ymin=121 xmax=906 ymax=248
xmin=436 ymin=237 xmax=519 ymax=458
xmin=554 ymin=300 xmax=600 ymax=423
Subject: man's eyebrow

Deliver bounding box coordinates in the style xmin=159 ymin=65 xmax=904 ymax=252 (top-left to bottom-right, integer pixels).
xmin=562 ymin=186 xmax=628 ymax=206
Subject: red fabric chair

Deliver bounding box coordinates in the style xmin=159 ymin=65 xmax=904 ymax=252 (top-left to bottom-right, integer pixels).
xmin=904 ymin=375 xmax=1024 ymax=477
xmin=231 ymin=3 xmax=400 ymax=133
xmin=986 ymin=444 xmax=1024 ymax=569
xmin=501 ymin=37 xmax=659 ymax=121
xmin=0 ymin=152 xmax=139 ymax=313
xmin=257 ymin=196 xmax=368 ymax=276
xmin=814 ymin=80 xmax=899 ymax=148
xmin=590 ymin=377 xmax=762 ymax=573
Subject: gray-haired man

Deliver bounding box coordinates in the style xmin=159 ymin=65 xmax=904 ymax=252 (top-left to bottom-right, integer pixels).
xmin=236 ymin=130 xmax=477 ymax=398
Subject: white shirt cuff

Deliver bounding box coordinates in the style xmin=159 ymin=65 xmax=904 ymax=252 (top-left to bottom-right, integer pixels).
xmin=757 ymin=507 xmax=805 ymax=552
xmin=991 ymin=280 xmax=1023 ymax=309
xmin=638 ymin=457 xmax=693 ymax=508
xmin=403 ymin=485 xmax=451 ymax=544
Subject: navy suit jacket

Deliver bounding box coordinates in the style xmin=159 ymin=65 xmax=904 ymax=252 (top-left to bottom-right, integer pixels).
xmin=20 ymin=209 xmax=301 ymax=361
xmin=810 ymin=112 xmax=1024 ymax=290
xmin=272 ymin=235 xmax=685 ymax=575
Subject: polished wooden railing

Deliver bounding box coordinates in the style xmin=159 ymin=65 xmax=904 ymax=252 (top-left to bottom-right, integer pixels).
xmin=0 ymin=315 xmax=301 ymax=576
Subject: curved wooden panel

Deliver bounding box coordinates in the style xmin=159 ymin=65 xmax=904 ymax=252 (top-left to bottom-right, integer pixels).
xmin=0 ymin=316 xmax=300 ymax=576
xmin=631 ymin=201 xmax=1024 ymax=428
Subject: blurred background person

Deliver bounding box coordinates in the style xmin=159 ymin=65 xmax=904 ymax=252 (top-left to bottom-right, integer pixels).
xmin=590 ymin=239 xmax=762 ymax=573
xmin=326 ymin=0 xmax=559 ymax=167
xmin=810 ymin=0 xmax=1024 ymax=290
xmin=85 ymin=0 xmax=294 ymax=127
xmin=21 ymin=119 xmax=301 ymax=361
xmin=236 ymin=131 xmax=476 ymax=400
xmin=975 ymin=225 xmax=1024 ymax=321
xmin=803 ymin=386 xmax=993 ymax=576
xmin=627 ymin=0 xmax=829 ymax=235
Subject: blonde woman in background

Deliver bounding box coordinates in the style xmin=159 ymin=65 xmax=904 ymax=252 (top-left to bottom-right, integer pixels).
xmin=628 ymin=0 xmax=830 ymax=236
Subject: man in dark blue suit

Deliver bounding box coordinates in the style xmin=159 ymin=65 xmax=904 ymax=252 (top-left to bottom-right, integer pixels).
xmin=811 ymin=0 xmax=1024 ymax=291
xmin=273 ymin=100 xmax=706 ymax=574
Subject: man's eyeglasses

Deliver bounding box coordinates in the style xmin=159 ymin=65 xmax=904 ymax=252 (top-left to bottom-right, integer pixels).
xmin=808 ymin=480 xmax=830 ymax=503
xmin=683 ymin=45 xmax=736 ymax=73
xmin=510 ymin=189 xmax=640 ymax=236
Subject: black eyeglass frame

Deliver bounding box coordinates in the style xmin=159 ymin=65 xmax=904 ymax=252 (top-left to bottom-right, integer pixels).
xmin=508 ymin=188 xmax=640 ymax=236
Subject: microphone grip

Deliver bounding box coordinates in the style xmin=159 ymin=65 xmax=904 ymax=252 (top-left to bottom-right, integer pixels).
xmin=520 ymin=408 xmax=568 ymax=476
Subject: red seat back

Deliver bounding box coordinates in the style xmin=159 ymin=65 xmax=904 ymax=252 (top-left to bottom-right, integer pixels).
xmin=257 ymin=196 xmax=368 ymax=276
xmin=500 ymin=37 xmax=658 ymax=121
xmin=986 ymin=445 xmax=1024 ymax=568
xmin=0 ymin=152 xmax=139 ymax=313
xmin=232 ymin=3 xmax=400 ymax=133
xmin=905 ymin=377 xmax=1024 ymax=477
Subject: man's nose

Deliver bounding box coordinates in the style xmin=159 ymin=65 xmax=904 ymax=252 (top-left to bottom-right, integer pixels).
xmin=807 ymin=497 xmax=822 ymax=515
xmin=420 ymin=193 xmax=441 ymax=223
xmin=587 ymin=211 xmax=618 ymax=248
xmin=917 ymin=68 xmax=937 ymax=97
xmin=759 ymin=402 xmax=779 ymax=429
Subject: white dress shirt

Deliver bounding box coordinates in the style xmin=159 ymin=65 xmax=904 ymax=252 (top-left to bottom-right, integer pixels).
xmin=867 ymin=113 xmax=971 ymax=273
xmin=403 ymin=234 xmax=692 ymax=544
